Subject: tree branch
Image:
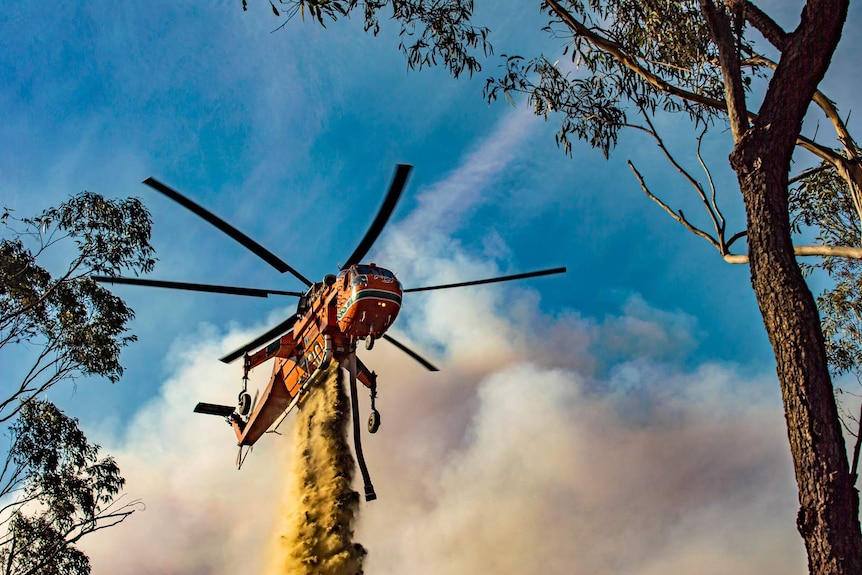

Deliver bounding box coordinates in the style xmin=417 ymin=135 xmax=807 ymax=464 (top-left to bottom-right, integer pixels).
xmin=541 ymin=0 xmax=854 ymax=180
xmin=695 ymin=128 xmax=727 ymax=237
xmin=543 ymin=0 xmax=728 ymax=111
xmin=632 ymin=108 xmax=733 ymax=252
xmin=724 ymin=244 xmax=862 ymax=263
xmin=629 ymin=160 xmax=722 ymax=249
xmin=746 ymin=53 xmax=862 ymax=211
xmin=790 ymin=164 xmax=832 ymax=185
xmin=726 ymin=229 xmax=749 ymax=249
xmin=744 ymin=0 xmax=789 ymax=51
xmin=699 ymin=0 xmax=749 ymax=142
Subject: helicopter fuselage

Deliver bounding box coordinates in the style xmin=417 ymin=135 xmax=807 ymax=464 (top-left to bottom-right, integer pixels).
xmin=231 ymin=263 xmax=400 ymax=445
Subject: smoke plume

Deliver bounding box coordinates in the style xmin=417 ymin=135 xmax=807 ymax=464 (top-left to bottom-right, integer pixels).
xmin=263 ymin=362 xmax=366 ymax=575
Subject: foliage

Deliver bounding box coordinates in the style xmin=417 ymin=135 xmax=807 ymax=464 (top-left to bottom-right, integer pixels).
xmin=486 ymin=1 xmax=736 ymax=156
xmin=0 ymin=400 xmax=138 ymax=575
xmin=0 ymin=192 xmax=155 ymax=422
xmin=791 ymin=165 xmax=862 ymax=377
xmin=255 ymin=0 xmax=744 ymax=156
xmin=790 ymin=166 xmax=862 ymax=485
xmin=0 ymin=192 xmax=154 ymax=573
xmin=249 ymin=0 xmax=491 ymax=78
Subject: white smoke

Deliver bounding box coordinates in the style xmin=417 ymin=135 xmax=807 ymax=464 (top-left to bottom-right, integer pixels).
xmin=81 ymin=315 xmax=294 ymax=575
xmin=355 ymin=348 xmax=803 ymax=575
xmin=80 ymin=286 xmax=805 ymax=574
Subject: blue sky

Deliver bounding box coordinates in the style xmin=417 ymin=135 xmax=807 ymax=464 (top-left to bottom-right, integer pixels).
xmin=2 ymin=2 xmax=860 ymax=574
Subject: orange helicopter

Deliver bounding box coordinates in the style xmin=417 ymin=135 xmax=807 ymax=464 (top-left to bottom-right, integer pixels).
xmin=94 ymin=165 xmax=565 ymax=500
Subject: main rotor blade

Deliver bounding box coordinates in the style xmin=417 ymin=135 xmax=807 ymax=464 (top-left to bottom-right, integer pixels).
xmin=382 ymin=334 xmax=439 ymax=371
xmin=143 ymin=177 xmax=313 ymax=287
xmin=404 ymin=266 xmax=567 ymax=293
xmin=340 ymin=164 xmax=412 ymax=271
xmin=92 ymin=276 xmax=302 ymax=298
xmin=220 ymin=315 xmax=298 ymax=364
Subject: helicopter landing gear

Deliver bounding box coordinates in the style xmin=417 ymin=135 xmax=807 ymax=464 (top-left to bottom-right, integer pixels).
xmin=365 ymin=334 xmax=375 ymax=350
xmin=368 ymin=409 xmax=381 ymax=434
xmin=346 ymin=353 xmax=376 ymax=501
xmin=238 ymin=391 xmax=252 ymax=417
xmin=368 ymin=378 xmax=380 ymax=433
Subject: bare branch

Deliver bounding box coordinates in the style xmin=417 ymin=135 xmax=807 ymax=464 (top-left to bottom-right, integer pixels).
xmin=629 ymin=160 xmax=721 ymax=249
xmin=695 ymin=127 xmax=727 ymax=241
xmin=634 ymin=108 xmax=731 ymax=251
xmin=724 ymin=244 xmax=862 ymax=263
xmin=726 ymin=229 xmax=749 ymax=249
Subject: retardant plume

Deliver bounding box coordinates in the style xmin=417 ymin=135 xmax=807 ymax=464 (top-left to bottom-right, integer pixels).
xmin=263 ymin=362 xmax=366 ymax=575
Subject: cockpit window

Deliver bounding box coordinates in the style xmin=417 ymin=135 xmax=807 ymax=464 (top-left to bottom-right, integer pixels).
xmin=353 ymin=265 xmax=395 ymax=278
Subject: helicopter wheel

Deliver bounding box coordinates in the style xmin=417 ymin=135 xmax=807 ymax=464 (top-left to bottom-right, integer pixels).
xmin=368 ymin=409 xmax=381 ymax=434
xmin=238 ymin=392 xmax=252 ymax=417
xmin=365 ymin=334 xmax=375 ymax=351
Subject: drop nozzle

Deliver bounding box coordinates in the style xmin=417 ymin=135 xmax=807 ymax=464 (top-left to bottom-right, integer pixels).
xmin=364 ymin=485 xmax=377 ymax=502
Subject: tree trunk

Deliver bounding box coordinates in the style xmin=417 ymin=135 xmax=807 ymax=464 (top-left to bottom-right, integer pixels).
xmin=735 ymin=139 xmax=862 ymax=574
xmin=729 ymin=2 xmax=861 ymax=572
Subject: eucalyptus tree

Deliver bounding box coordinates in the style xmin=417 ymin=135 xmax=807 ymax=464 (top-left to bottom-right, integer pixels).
xmin=257 ymin=1 xmax=862 ymax=572
xmin=1 ymin=192 xmax=154 ymax=421
xmin=1 ymin=192 xmax=154 ymax=573
xmin=0 ymin=400 xmax=140 ymax=575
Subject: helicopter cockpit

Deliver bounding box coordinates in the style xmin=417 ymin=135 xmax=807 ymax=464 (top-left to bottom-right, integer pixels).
xmin=347 ymin=264 xmax=401 ymax=290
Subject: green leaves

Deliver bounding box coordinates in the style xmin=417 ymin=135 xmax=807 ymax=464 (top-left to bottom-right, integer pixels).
xmin=260 ymin=1 xmax=491 ymax=78
xmin=0 ymin=400 xmax=134 ymax=575
xmin=9 ymin=401 xmax=124 ymax=528
xmin=485 ymin=0 xmax=732 ymax=158
xmin=0 ymin=514 xmax=91 ymax=575
xmin=22 ymin=192 xmax=155 ymax=277
xmin=0 ymin=192 xmax=152 ymax=573
xmin=790 ymin=164 xmax=862 ymax=377
xmin=486 ymin=55 xmax=627 ymax=157
xmin=1 ymin=193 xmax=155 ymax=419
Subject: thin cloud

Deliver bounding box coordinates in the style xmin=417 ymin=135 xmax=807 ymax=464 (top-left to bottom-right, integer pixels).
xmin=402 ymin=106 xmax=537 ymax=239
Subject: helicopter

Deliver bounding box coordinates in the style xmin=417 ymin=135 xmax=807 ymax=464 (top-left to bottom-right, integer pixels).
xmin=94 ymin=164 xmax=565 ymax=500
